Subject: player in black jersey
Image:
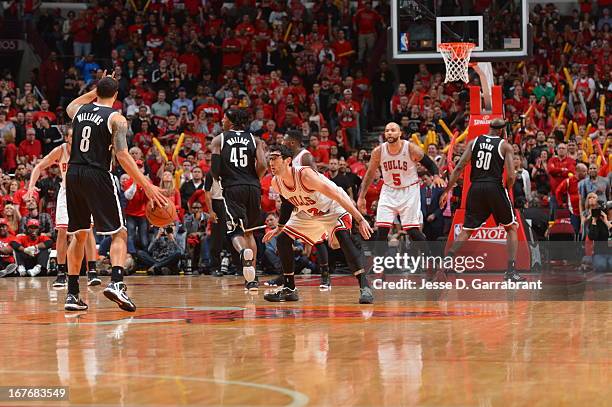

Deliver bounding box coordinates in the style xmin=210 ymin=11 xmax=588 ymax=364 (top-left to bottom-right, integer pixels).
xmin=440 ymin=118 xmax=526 ymax=282
xmin=64 ymin=74 xmax=168 ymax=311
xmin=210 ymin=109 xmax=266 ymax=291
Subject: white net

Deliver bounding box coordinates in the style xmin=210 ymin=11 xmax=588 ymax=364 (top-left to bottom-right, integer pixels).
xmin=439 ymin=43 xmax=475 ymax=83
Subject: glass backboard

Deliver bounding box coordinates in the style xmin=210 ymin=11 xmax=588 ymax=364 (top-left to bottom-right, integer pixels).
xmin=390 ymin=0 xmax=531 ymax=63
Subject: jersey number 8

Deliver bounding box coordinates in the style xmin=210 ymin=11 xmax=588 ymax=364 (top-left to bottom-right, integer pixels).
xmin=475 ymin=150 xmax=492 ymax=170
xmin=79 ymin=126 xmax=92 ymax=153
xmin=230 ymin=146 xmax=248 ymax=168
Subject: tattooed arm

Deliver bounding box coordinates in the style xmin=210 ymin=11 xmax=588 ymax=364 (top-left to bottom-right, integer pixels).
xmin=112 ymin=114 xmax=167 ymax=207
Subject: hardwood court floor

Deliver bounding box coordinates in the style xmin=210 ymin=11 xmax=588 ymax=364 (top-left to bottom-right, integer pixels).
xmin=0 ymin=274 xmax=609 ymax=406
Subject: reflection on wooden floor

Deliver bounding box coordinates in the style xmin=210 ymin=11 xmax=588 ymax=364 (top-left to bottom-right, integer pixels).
xmin=0 ymin=275 xmax=609 ymax=406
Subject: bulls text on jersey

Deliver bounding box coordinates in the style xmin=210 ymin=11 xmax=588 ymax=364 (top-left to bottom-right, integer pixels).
xmin=379 ymin=140 xmax=418 ymax=188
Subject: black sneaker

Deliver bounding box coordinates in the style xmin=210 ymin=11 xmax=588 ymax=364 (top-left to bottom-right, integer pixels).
xmin=504 ymin=270 xmax=526 ymax=282
xmin=212 ymin=269 xmax=224 ymax=277
xmin=245 ymin=280 xmax=259 ymax=291
xmin=319 ymin=271 xmax=331 ymax=290
xmin=264 ymin=287 xmax=299 ymax=302
xmin=53 ymin=273 xmax=67 ymax=288
xmin=264 ymin=275 xmax=284 ymax=287
xmin=64 ymin=294 xmax=88 ymax=311
xmin=241 ymin=249 xmax=255 ymax=282
xmin=87 ymin=272 xmax=101 ymax=286
xmin=103 ymin=281 xmax=136 ymax=312
xmin=359 ymin=286 xmax=374 ymax=304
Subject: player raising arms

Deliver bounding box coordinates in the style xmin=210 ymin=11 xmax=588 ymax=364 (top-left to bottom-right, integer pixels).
xmin=358 ymin=122 xmax=445 ymax=257
xmin=263 ymin=145 xmax=374 ymax=304
xmin=210 ymin=108 xmax=267 ymax=291
xmin=25 ymin=127 xmax=101 ymax=289
xmin=439 ymin=118 xmax=526 ymax=282
xmin=63 ymin=74 xmax=167 ymax=312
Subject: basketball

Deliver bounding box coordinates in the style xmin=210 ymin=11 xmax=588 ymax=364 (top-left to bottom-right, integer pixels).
xmin=145 ymin=200 xmax=177 ymax=227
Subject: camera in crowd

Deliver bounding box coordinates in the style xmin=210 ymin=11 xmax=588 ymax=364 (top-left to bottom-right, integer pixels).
xmin=591 ymin=201 xmax=612 ymax=219
xmin=160 ymin=225 xmax=174 ymax=236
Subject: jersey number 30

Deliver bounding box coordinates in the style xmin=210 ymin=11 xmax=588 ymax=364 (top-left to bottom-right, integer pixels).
xmin=230 ymin=147 xmax=248 ymax=167
xmin=475 ymin=150 xmax=492 ymax=170
xmin=79 ymin=126 xmax=91 ymax=153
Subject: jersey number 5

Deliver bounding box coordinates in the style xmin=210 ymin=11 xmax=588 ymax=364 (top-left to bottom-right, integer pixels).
xmin=392 ymin=173 xmax=401 ymax=186
xmin=475 ymin=150 xmax=492 ymax=170
xmin=230 ymin=147 xmax=248 ymax=168
xmin=79 ymin=126 xmax=91 ymax=153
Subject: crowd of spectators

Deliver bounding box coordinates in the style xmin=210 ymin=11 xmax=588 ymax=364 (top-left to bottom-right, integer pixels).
xmin=0 ymin=0 xmax=609 ymax=277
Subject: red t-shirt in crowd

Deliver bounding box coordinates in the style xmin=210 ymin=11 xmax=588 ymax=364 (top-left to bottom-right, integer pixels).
xmin=13 ymin=189 xmax=39 ymax=217
xmin=195 ymin=103 xmax=223 ymax=121
xmin=18 ymin=139 xmax=42 ymax=161
xmin=318 ymin=139 xmax=337 ymax=153
xmin=14 ymin=233 xmax=51 ymax=248
xmin=3 ymin=143 xmax=18 ymax=171
xmin=222 ymin=38 xmax=243 ymax=67
xmin=124 ymin=179 xmax=148 ymax=218
xmin=350 ymin=161 xmax=367 ymax=178
xmin=547 ymin=156 xmax=576 ymax=194
xmin=308 ymin=146 xmax=330 ymax=164
xmin=33 ymin=111 xmax=57 ymax=124
xmin=0 ymin=234 xmax=15 ymax=263
xmin=260 ymin=173 xmax=278 ymax=213
xmin=353 ymin=8 xmax=382 ymax=35
xmin=336 ymin=100 xmax=360 ymax=128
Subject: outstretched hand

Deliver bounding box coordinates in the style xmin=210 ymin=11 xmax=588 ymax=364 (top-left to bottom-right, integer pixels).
xmin=357 ymin=218 xmax=373 ymax=240
xmin=439 ymin=190 xmax=449 ymax=209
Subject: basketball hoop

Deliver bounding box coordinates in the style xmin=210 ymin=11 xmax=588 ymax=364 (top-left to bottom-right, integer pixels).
xmin=438 ymin=42 xmax=475 ymax=84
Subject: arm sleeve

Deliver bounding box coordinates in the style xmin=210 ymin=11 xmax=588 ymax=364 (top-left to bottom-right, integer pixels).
xmin=204 ymin=172 xmax=213 ymax=191
xmin=419 ymin=154 xmax=439 ymax=175
xmin=211 ymin=154 xmax=221 ymax=179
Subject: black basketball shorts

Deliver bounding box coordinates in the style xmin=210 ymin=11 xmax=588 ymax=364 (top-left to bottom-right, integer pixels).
xmin=66 ymin=165 xmax=126 ymax=235
xmin=221 ymin=184 xmax=262 ymax=236
xmin=464 ymin=182 xmax=516 ymax=230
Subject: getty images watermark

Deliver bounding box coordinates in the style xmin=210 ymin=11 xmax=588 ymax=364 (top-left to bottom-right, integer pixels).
xmin=371 ymin=253 xmax=543 ymax=290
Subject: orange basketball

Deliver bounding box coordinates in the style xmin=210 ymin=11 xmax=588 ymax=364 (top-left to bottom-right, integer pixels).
xmin=145 ymin=200 xmax=177 ymax=227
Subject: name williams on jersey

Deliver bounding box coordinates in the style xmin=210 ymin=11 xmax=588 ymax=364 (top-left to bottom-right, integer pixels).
xmin=75 ymin=112 xmax=104 ymax=125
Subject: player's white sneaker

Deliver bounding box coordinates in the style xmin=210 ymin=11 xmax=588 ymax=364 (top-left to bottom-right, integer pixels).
xmin=17 ymin=265 xmax=26 ymax=277
xmin=27 ymin=265 xmax=42 ymax=277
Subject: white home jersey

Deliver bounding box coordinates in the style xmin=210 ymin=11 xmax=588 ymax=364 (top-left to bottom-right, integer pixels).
xmin=58 ymin=143 xmax=69 ymax=188
xmin=292 ymin=149 xmax=311 ymax=166
xmin=379 ymin=140 xmax=418 ymax=188
xmin=275 ymin=165 xmax=347 ymax=217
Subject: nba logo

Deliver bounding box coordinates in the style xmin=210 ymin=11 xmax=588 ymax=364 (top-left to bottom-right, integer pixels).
xmin=400 ymin=33 xmax=409 ymax=51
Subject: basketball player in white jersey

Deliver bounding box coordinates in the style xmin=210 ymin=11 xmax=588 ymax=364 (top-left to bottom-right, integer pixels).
xmin=25 ymin=128 xmax=101 ymax=288
xmin=264 ymin=130 xmax=332 ymax=289
xmin=357 ymin=122 xmax=445 ymax=268
xmin=263 ymin=145 xmax=374 ymax=304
